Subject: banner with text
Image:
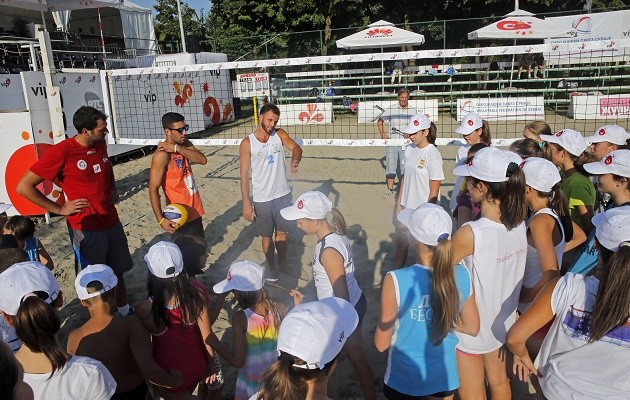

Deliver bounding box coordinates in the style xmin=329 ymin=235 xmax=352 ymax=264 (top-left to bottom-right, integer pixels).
xmin=457 ymin=97 xmax=545 ymax=121
xmin=569 ymin=94 xmax=630 ymax=119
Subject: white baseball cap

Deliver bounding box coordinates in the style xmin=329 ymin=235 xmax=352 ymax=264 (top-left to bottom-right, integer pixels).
xmin=213 ymin=260 xmax=264 ymax=294
xmin=521 ymin=157 xmax=561 ymax=193
xmin=592 ymin=207 xmax=630 ymax=252
xmin=0 ymin=202 xmax=12 ymax=214
xmin=455 ymin=112 xmax=483 ymax=135
xmin=75 ymin=264 xmax=118 ymax=300
xmin=401 ymin=113 xmax=431 ymax=134
xmin=0 ymin=261 xmax=60 ymax=315
xmin=585 ymin=125 xmax=630 ymax=146
xmin=277 ymin=297 xmax=358 ymax=370
xmin=144 ymin=241 xmax=183 ymax=279
xmin=397 ymin=203 xmax=452 ymax=246
xmin=280 ymin=191 xmax=332 ymax=220
xmin=453 ymin=147 xmax=520 ymax=183
xmin=540 ymin=129 xmax=588 ymax=156
xmin=583 ymin=150 xmax=630 ymax=178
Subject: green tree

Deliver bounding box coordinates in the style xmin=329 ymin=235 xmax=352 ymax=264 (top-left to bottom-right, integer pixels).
xmin=154 ymin=0 xmax=202 ymax=44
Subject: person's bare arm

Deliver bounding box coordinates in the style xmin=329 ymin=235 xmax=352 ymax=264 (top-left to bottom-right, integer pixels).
xmin=396 ymin=175 xmax=405 ymax=215
xmin=37 ymin=239 xmax=54 ymax=270
xmin=66 ymin=329 xmax=80 ymax=355
xmin=239 ymin=138 xmax=255 ymax=222
xmin=277 ymin=129 xmax=302 ymax=174
xmin=565 ymin=221 xmax=586 ymax=252
xmin=377 ymin=118 xmax=387 ymax=139
xmin=428 ymin=180 xmax=441 ymax=204
xmin=374 ymin=273 xmax=396 ymax=352
xmin=577 ymin=205 xmax=594 ymax=236
xmin=157 ymin=139 xmax=207 ymax=165
xmin=16 ymin=171 xmax=89 ymax=215
xmin=148 ymin=151 xmax=178 ymax=234
xmin=455 ymin=292 xmax=480 ymax=336
xmin=452 ymin=225 xmax=474 ymax=264
xmin=321 ymin=248 xmax=350 ymax=301
xmin=206 ymin=310 xmax=248 ymax=368
xmin=520 ymin=215 xmax=561 ymax=304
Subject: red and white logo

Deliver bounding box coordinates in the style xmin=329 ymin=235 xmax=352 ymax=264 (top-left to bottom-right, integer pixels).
xmin=297 ymin=200 xmax=304 ymax=209
xmin=555 ymin=130 xmax=564 ymax=137
xmin=413 ymin=120 xmax=419 ymax=126
xmin=467 ymin=119 xmax=474 ymax=126
xmin=497 ymin=20 xmax=532 ymax=31
xmin=598 ymin=128 xmax=606 ymax=136
xmin=468 ymin=158 xmax=474 ymax=167
xmin=366 ymin=28 xmax=393 ymax=37
xmin=604 ymin=155 xmax=613 ymax=165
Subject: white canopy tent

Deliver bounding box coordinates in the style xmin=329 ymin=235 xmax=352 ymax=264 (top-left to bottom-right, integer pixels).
xmin=336 ymin=20 xmax=425 ymax=92
xmin=0 ymin=0 xmax=122 ymax=12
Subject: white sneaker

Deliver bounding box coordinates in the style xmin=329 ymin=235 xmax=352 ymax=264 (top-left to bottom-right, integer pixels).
xmin=383 ymin=189 xmax=393 ymax=198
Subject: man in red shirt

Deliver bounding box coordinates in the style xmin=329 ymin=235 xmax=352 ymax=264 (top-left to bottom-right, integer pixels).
xmin=149 ymin=112 xmax=207 ymax=240
xmin=16 ymin=106 xmax=133 ymax=316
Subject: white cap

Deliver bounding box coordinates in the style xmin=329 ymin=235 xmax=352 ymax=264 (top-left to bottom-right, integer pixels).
xmin=280 ymin=191 xmax=332 ymax=220
xmin=144 ymin=241 xmax=183 ymax=279
xmin=585 ymin=125 xmax=630 ymax=146
xmin=521 ymin=157 xmax=561 ymax=193
xmin=277 ymin=297 xmax=358 ymax=370
xmin=455 ymin=112 xmax=483 ymax=135
xmin=592 ymin=207 xmax=630 ymax=252
xmin=0 ymin=261 xmax=60 ymax=315
xmin=583 ymin=150 xmax=630 ymax=178
xmin=75 ymin=264 xmax=118 ymax=300
xmin=453 ymin=147 xmax=520 ymax=183
xmin=0 ymin=202 xmax=12 ymax=214
xmin=213 ymin=260 xmax=264 ymax=294
xmin=397 ymin=204 xmax=452 ymax=246
xmin=540 ymin=129 xmax=588 ymax=157
xmin=401 ymin=113 xmax=431 ymax=134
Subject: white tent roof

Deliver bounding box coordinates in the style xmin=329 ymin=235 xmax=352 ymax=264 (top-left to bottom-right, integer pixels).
xmin=468 ymin=10 xmax=576 ymax=40
xmin=336 ymin=20 xmax=425 ymax=49
xmin=0 ymin=0 xmax=123 ymax=12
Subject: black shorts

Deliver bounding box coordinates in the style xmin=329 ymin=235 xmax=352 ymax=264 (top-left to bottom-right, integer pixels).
xmin=69 ymin=221 xmax=133 ymax=275
xmin=354 ymin=292 xmax=368 ymax=326
xmin=111 ymin=382 xmax=148 ymax=400
xmin=172 ymin=217 xmax=204 ymax=241
xmin=253 ymin=193 xmax=295 ymax=237
xmin=383 ymin=384 xmax=456 ymax=399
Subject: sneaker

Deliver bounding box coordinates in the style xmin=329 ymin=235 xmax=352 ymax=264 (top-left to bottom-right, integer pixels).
xmin=383 ymin=189 xmax=393 ymax=198
xmin=266 ymin=269 xmax=279 ymax=282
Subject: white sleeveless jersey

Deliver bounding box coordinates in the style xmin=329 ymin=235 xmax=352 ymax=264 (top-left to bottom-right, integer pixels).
xmin=249 ymin=130 xmax=291 ymax=202
xmin=312 ymin=233 xmax=362 ymax=306
xmin=456 ymin=218 xmax=527 ymax=354
xmin=519 ymin=208 xmax=566 ymax=313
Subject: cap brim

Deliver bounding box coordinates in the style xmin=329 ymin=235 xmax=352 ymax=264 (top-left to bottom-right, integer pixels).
xmin=583 ymin=161 xmax=610 ymax=175
xmin=212 ymin=279 xmax=233 ymax=294
xmin=452 ymin=164 xmax=472 ymax=177
xmin=455 ymin=125 xmax=475 ymax=135
xmin=539 ymin=134 xmax=561 ymax=144
xmin=583 ymin=135 xmax=605 ymax=144
xmin=280 ymin=205 xmax=303 ymax=221
xmin=401 ymin=126 xmax=418 ymax=134
xmin=396 ymin=208 xmax=414 ymax=226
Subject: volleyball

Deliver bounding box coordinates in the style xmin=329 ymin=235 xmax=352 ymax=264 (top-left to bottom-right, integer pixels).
xmin=162 ymin=203 xmax=188 ymax=226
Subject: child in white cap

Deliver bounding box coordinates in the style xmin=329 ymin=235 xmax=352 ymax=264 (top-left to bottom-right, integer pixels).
xmin=134 ymin=241 xmax=217 ymax=399
xmin=541 ymin=128 xmax=596 ymax=234
xmin=208 ymin=260 xmax=287 ymax=400
xmin=280 ymin=191 xmax=376 ymax=400
xmin=507 ymin=207 xmax=630 ymax=400
xmin=584 ymin=125 xmax=630 ymax=160
xmin=375 ymin=203 xmax=479 ymax=399
xmin=450 ymin=146 xmax=529 ymax=399
xmin=254 ymin=297 xmax=359 ymax=400
xmin=0 ymin=261 xmax=116 ymax=399
xmin=67 ymin=264 xmax=183 ymax=400
xmin=392 ymin=113 xmax=445 ymax=270
xmin=450 ymin=111 xmax=492 ymax=212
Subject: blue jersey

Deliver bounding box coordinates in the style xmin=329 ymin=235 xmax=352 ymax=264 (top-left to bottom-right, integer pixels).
xmin=23 ymin=236 xmax=39 ymax=262
xmin=384 ymin=264 xmax=472 ymax=396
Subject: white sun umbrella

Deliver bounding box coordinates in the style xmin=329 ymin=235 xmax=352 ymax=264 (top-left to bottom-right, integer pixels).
xmin=337 ymin=20 xmax=425 ymax=93
xmin=468 ymin=8 xmax=576 ymax=85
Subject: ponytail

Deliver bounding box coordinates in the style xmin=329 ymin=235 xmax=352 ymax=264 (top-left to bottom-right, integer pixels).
xmin=479 ymin=163 xmax=527 ymax=230
xmin=427 ymin=122 xmax=437 ymax=145
xmin=541 ymin=183 xmax=574 ymax=241
xmin=589 ymin=243 xmax=630 ymax=342
xmin=480 ymin=120 xmax=491 ymax=145
xmin=13 ymin=295 xmax=67 ymax=377
xmin=428 ymin=238 xmax=458 ymax=345
xmin=329 ymin=208 xmax=347 ymax=236
xmin=573 ymin=151 xmax=599 ymax=174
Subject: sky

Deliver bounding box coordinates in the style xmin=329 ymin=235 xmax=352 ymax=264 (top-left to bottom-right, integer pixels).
xmin=133 ymin=0 xmax=211 ymax=16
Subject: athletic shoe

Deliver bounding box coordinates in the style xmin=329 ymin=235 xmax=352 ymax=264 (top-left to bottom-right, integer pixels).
xmin=383 ymin=189 xmax=393 ymax=198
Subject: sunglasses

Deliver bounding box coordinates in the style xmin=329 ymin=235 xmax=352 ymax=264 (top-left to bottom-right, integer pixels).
xmin=168 ymin=124 xmax=190 ymax=134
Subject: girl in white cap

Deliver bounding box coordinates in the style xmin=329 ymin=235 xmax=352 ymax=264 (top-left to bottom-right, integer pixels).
xmin=0 ymin=261 xmax=116 ymax=399
xmin=208 ymin=260 xmax=287 ymax=400
xmin=254 ymin=297 xmax=359 ymax=400
xmin=507 ymin=207 xmax=630 ymax=400
xmin=450 ymin=146 xmax=528 ymax=399
xmin=584 ymin=125 xmax=630 ymax=160
xmin=280 ymin=191 xmax=376 ymax=400
xmin=541 ymin=128 xmax=597 ymax=234
xmin=375 ymin=203 xmax=479 ymax=399
xmin=135 ymin=241 xmax=217 ymax=399
xmin=392 ymin=113 xmax=445 ymax=270
xmin=450 ymin=111 xmax=492 ymax=213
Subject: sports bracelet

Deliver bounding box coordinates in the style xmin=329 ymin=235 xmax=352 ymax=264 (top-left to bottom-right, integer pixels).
xmin=174 ymin=144 xmax=178 ymax=153
xmin=158 ymin=217 xmax=166 ymax=225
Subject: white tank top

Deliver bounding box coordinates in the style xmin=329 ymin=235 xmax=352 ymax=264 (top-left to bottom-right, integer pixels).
xmin=519 ymin=208 xmax=566 ymax=313
xmin=248 ymin=131 xmax=291 ymax=202
xmin=311 ymin=233 xmax=362 ymax=306
xmin=456 ymin=218 xmax=527 ymax=354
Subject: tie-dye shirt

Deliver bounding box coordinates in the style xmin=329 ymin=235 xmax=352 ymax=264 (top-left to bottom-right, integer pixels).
xmin=235 ymin=308 xmax=279 ymax=400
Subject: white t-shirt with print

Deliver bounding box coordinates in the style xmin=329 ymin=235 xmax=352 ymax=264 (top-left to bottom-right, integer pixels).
xmin=400 ymin=144 xmax=444 ymax=209
xmin=535 ymin=273 xmax=630 ymax=400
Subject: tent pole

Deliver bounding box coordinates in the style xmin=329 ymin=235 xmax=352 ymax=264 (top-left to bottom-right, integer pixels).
xmin=97 ymin=6 xmax=107 ymax=68
xmin=509 ymin=39 xmax=516 ymax=87
xmin=381 ymin=47 xmax=385 ymax=93
xmin=40 ymin=11 xmax=47 ymax=30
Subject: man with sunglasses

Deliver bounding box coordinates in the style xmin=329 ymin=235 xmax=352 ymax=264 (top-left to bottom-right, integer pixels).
xmin=17 ymin=106 xmax=134 ymax=316
xmin=149 ymin=112 xmax=207 ymax=240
